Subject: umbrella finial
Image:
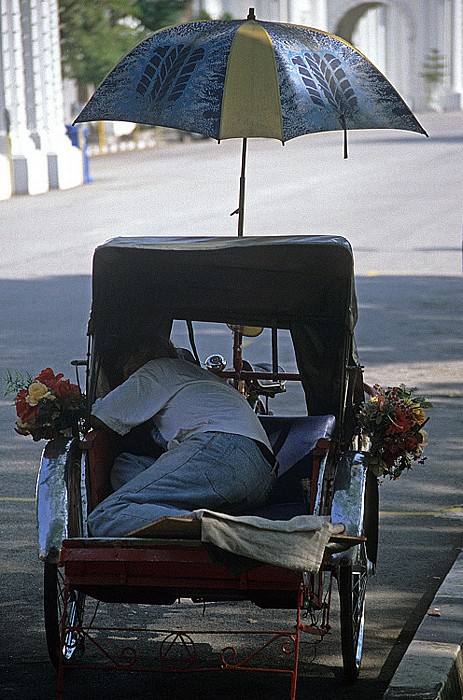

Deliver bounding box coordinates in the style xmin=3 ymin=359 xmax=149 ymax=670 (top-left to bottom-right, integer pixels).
xmin=247 ymin=7 xmax=256 ymax=20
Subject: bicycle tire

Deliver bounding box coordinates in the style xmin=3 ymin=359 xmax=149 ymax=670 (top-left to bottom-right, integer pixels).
xmin=338 ymin=551 xmax=368 ymax=681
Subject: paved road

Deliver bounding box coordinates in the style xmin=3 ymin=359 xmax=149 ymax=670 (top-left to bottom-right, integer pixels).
xmin=0 ymin=111 xmax=461 ymax=699
xmin=0 ymin=111 xmax=461 ymax=280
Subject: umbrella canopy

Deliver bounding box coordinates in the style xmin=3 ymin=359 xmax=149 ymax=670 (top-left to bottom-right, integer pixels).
xmin=76 ymin=9 xmax=426 ymax=142
xmin=75 ymin=8 xmax=427 ymax=234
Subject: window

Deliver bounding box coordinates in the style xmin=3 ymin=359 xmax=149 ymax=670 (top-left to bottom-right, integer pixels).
xmin=171 ymin=321 xmax=306 ymax=414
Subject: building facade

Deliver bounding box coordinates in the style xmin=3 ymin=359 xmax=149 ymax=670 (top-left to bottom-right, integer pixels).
xmin=193 ymin=0 xmax=463 ymax=112
xmin=1 ymin=0 xmax=461 ymax=200
xmin=0 ymin=0 xmax=82 ymax=200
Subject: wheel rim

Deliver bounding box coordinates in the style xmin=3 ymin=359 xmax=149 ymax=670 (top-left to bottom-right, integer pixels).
xmin=338 ymin=546 xmax=368 ymax=681
xmin=351 ymin=563 xmax=367 ymax=670
xmin=44 ymin=560 xmax=85 ymax=667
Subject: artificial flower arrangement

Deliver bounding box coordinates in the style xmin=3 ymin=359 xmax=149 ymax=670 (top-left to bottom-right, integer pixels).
xmin=4 ymin=368 xmax=85 ymax=441
xmin=358 ymin=384 xmax=432 ymax=480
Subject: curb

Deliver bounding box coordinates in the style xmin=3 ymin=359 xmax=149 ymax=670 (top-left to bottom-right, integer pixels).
xmin=383 ymin=551 xmax=463 ymax=700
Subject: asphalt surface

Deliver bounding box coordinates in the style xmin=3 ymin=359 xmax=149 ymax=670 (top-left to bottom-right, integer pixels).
xmin=0 ymin=111 xmax=461 ymax=699
xmin=384 ymin=550 xmax=463 ymax=699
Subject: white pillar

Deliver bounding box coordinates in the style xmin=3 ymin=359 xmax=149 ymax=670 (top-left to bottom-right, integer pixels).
xmin=352 ymin=7 xmax=387 ymax=70
xmin=307 ymin=0 xmax=328 ymax=30
xmin=0 ymin=9 xmax=12 ymax=199
xmin=385 ymin=4 xmax=413 ymax=107
xmin=447 ymin=0 xmax=463 ymax=108
xmin=38 ymin=0 xmax=83 ymax=189
xmin=2 ymin=0 xmax=48 ymax=195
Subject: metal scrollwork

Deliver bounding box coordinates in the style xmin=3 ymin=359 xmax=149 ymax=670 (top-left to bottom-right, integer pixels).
xmin=281 ymin=635 xmax=296 ymax=656
xmin=220 ymin=632 xmax=297 ymax=669
xmin=220 ymin=645 xmax=239 ymax=667
xmin=117 ymin=645 xmax=138 ymax=668
xmin=159 ymin=632 xmax=196 ymax=670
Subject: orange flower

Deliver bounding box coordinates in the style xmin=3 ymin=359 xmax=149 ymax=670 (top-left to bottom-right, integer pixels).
xmin=371 ymin=395 xmax=385 ymax=408
xmin=386 ymin=411 xmax=414 ymax=435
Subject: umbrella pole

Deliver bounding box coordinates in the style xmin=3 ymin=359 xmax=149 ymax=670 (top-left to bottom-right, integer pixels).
xmin=237 ymin=137 xmax=247 ymax=237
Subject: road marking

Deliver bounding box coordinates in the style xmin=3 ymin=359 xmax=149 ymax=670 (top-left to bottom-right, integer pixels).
xmin=381 ymin=505 xmax=463 ymax=517
xmin=0 ymin=496 xmax=35 ymax=502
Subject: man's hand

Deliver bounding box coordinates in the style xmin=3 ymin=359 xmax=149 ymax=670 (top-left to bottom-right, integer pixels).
xmin=90 ymin=414 xmax=116 ymax=434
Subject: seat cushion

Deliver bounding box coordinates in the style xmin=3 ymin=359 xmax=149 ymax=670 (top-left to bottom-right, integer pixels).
xmin=259 ymin=415 xmax=336 ymax=506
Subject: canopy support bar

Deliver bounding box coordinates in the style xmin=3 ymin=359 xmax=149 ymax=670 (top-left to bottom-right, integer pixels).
xmin=238 ymin=137 xmax=248 ymax=236
xmin=272 ymin=321 xmax=279 ymax=376
xmin=230 ymin=138 xmax=248 ymax=236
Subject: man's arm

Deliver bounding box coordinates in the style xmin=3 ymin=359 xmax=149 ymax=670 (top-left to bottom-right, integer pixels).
xmin=89 ymin=414 xmax=118 ymax=435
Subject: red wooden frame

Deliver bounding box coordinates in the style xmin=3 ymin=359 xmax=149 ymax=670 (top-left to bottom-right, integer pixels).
xmin=57 ymin=538 xmax=333 ymax=700
xmin=56 ymin=427 xmax=339 ymax=698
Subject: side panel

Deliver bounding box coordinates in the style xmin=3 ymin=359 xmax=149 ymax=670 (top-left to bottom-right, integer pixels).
xmin=36 ymin=438 xmax=84 ymax=563
xmin=329 ymin=451 xmax=378 ymax=568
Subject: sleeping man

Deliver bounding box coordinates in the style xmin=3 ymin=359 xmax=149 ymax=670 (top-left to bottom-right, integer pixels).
xmin=87 ymin=334 xmax=276 ymax=537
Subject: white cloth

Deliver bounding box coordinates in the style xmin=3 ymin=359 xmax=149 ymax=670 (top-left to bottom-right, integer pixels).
xmin=194 ymin=510 xmax=345 ymax=573
xmin=91 ymin=358 xmax=272 ymax=452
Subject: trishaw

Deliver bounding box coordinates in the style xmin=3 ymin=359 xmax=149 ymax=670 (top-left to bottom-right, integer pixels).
xmin=37 ymin=234 xmax=379 ymax=699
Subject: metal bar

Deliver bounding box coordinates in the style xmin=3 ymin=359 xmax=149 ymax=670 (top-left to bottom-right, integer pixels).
xmin=272 ymin=322 xmax=278 ymax=375
xmin=289 ymin=585 xmax=304 ymax=700
xmin=57 ymin=584 xmax=71 ymax=700
xmin=233 ymin=329 xmax=243 ymax=374
xmin=237 ymin=137 xmax=247 ymax=237
xmin=219 ymin=371 xmax=300 ymax=380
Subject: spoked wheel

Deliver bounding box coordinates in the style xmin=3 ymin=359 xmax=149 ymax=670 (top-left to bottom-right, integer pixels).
xmin=42 ymin=438 xmax=87 ymax=669
xmin=336 ymin=466 xmax=378 ymax=681
xmin=44 ymin=558 xmax=86 ymax=669
xmin=338 ymin=546 xmax=368 ymax=682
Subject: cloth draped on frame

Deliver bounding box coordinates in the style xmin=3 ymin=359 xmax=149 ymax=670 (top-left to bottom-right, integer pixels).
xmin=193 ymin=510 xmax=344 ymax=573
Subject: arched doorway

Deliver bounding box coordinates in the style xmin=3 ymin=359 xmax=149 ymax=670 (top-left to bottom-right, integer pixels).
xmin=334 ymin=2 xmax=415 ymax=107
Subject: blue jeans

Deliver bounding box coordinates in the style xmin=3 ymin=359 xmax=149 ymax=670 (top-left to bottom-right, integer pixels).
xmin=87 ymin=432 xmax=276 ymax=537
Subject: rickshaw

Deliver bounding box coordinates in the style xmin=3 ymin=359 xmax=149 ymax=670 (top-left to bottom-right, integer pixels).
xmin=37 ymin=234 xmax=379 ymax=699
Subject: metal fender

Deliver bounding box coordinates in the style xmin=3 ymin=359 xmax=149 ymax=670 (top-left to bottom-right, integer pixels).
xmin=36 ymin=437 xmax=84 ymax=563
xmin=329 ymin=452 xmax=378 ymax=569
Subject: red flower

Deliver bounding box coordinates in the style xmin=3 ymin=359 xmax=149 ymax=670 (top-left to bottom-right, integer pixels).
xmin=54 ymin=378 xmax=70 ymax=397
xmin=406 ymin=435 xmax=419 ymax=450
xmin=382 ymin=453 xmax=396 ymax=468
xmin=15 ymin=389 xmax=39 ymax=423
xmin=8 ymin=367 xmax=85 ymax=441
xmin=53 ymin=378 xmax=81 ymax=406
xmin=384 ymin=442 xmax=401 ymax=456
xmin=35 ymin=368 xmax=64 ymax=391
xmin=34 ymin=369 xmax=82 ymax=406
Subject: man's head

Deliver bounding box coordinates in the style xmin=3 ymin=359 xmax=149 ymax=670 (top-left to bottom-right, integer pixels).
xmin=121 ymin=334 xmax=178 ymax=379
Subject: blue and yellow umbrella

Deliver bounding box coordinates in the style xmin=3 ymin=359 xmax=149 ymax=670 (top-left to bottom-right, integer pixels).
xmin=75 ymin=8 xmax=427 ymax=235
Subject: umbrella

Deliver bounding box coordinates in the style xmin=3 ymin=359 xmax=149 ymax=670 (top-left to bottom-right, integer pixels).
xmin=75 ymin=7 xmax=427 ymax=236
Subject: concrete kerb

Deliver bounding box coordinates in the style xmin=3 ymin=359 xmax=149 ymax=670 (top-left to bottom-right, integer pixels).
xmin=383 ymin=551 xmax=463 ymax=700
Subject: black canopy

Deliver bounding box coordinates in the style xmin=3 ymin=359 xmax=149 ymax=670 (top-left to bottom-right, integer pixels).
xmin=90 ymin=236 xmax=362 ymax=422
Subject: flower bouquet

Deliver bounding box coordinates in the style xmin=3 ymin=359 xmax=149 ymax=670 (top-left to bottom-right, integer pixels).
xmin=358 ymin=384 xmax=432 ymax=479
xmin=4 ymin=368 xmax=85 ymax=441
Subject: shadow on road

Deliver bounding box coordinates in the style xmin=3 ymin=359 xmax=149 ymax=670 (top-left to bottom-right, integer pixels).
xmin=0 ymin=273 xmax=461 ymax=699
xmin=0 ymin=274 xmax=461 ymax=372
xmin=355 ymin=275 xmax=462 ymax=370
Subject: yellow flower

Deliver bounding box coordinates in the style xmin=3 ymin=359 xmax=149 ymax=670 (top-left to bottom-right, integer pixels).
xmin=412 ymin=406 xmax=426 ymax=424
xmin=26 ymin=381 xmax=54 ymax=406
